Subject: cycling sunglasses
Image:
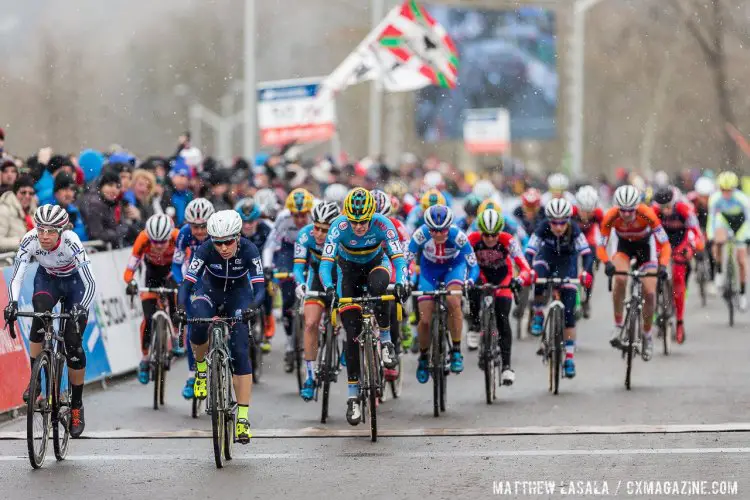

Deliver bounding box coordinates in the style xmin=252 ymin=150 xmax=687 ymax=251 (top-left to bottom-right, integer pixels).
xmin=190 ymin=223 xmax=207 ymax=230
xmin=549 ymin=219 xmax=569 ymax=226
xmin=349 ymin=220 xmax=369 ymax=227
xmin=212 ymin=238 xmax=236 ymax=248
xmin=313 ymin=224 xmax=330 ymax=233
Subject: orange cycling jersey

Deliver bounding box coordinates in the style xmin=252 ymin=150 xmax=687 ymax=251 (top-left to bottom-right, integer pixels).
xmin=123 ymin=229 xmax=180 ymax=283
xmin=597 ymin=204 xmax=672 ymax=266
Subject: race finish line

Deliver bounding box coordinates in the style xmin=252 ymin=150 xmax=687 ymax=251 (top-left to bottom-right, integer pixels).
xmin=2 ymin=422 xmax=750 ymax=440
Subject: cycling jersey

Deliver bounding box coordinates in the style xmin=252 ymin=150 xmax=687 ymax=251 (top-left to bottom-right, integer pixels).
xmin=172 ymin=224 xmax=208 ymax=283
xmin=124 ymin=229 xmax=180 ymax=283
xmin=319 ymin=213 xmax=407 ymax=289
xmin=9 ymin=229 xmax=96 ymax=309
xmin=652 ymin=202 xmax=704 ymax=251
xmin=405 ymin=207 xmax=426 ymax=233
xmin=293 ymin=224 xmax=324 ymax=286
xmin=512 ymin=205 xmax=545 ymax=238
xmin=525 ymin=220 xmax=593 ymax=273
xmin=178 ymin=237 xmax=265 ymax=309
xmin=571 ymin=206 xmax=604 ymax=247
xmin=245 ymin=219 xmax=273 ymax=254
xmin=686 ymin=192 xmax=709 ymax=232
xmin=262 ymin=209 xmax=304 ymax=269
xmin=597 ymin=204 xmax=671 ymax=266
xmin=468 ymin=231 xmax=529 ymax=291
xmin=707 ymin=189 xmax=750 ymax=240
xmin=407 ymin=225 xmax=479 ymax=292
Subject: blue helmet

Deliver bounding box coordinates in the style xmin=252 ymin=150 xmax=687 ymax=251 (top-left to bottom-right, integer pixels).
xmin=424 ymin=204 xmax=454 ymax=231
xmin=235 ymin=198 xmax=261 ymax=222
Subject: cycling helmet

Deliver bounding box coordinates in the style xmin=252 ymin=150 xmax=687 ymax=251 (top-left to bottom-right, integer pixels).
xmin=254 ymin=188 xmax=279 ymax=218
xmin=695 ymin=176 xmax=715 ymax=196
xmin=521 ymin=188 xmax=541 ymax=207
xmin=235 ymin=198 xmax=261 ymax=222
xmin=371 ymin=189 xmax=392 ymax=216
xmin=323 ymin=183 xmax=348 ymax=205
xmin=545 ymin=198 xmax=573 ymax=219
xmin=478 ymin=198 xmax=502 ymax=215
xmin=184 ymin=198 xmax=215 ymax=224
xmin=311 ymin=201 xmax=340 ymax=225
xmin=34 ymin=204 xmax=69 ymax=229
xmin=424 ymin=171 xmax=443 ymax=189
xmin=472 ymin=180 xmax=496 ymax=200
xmin=477 ymin=208 xmax=504 ymax=235
xmin=145 ymin=214 xmax=174 ymax=242
xmin=653 ymin=186 xmax=674 ymax=206
xmin=420 ymin=188 xmax=446 ymax=211
xmin=653 ymin=170 xmax=670 ymax=188
xmin=717 ymin=171 xmax=739 ymax=190
xmin=463 ymin=194 xmax=482 ymax=217
xmin=613 ymin=185 xmax=641 ymax=210
xmin=285 ymin=188 xmax=314 ymax=214
xmin=207 ymin=210 xmax=242 ymax=240
xmin=547 ymin=173 xmax=569 ymax=193
xmin=343 ymin=187 xmax=376 ymax=222
xmin=385 ymin=180 xmax=408 ymax=199
xmin=424 ymin=205 xmax=454 ymax=231
xmin=575 ymin=185 xmax=599 ymax=212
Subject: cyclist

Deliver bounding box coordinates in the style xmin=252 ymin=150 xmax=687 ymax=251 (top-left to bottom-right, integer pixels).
xmin=572 ymin=185 xmax=603 ymax=315
xmin=407 ymin=205 xmax=479 ymax=383
xmin=598 ymin=185 xmax=671 ymax=360
xmin=541 ymin=173 xmax=576 ymax=207
xmin=688 ymin=176 xmax=716 ymax=290
xmin=4 ymin=205 xmax=96 ymax=438
xmin=525 ymin=199 xmax=593 ymax=378
xmin=385 ymin=180 xmax=412 ymax=219
xmin=467 ymin=208 xmax=532 ymax=383
xmin=263 ymin=188 xmax=314 ymax=372
xmin=707 ymin=171 xmax=750 ymax=310
xmin=124 ymin=214 xmax=179 ymax=384
xmin=473 ymin=199 xmax=528 ymax=245
xmin=512 ymin=188 xmax=544 ymax=239
xmin=236 ymin=197 xmax=275 ymax=350
xmin=175 ymin=210 xmax=265 ymax=443
xmin=295 ymin=201 xmax=340 ymax=401
xmin=171 ymin=198 xmax=215 ymax=399
xmin=319 ymin=188 xmax=408 ymax=425
xmin=323 ymin=183 xmax=349 ymax=207
xmin=406 ymin=188 xmax=446 ymax=233
xmin=652 ymin=186 xmax=705 ymax=343
xmin=456 ymin=195 xmax=481 ymax=232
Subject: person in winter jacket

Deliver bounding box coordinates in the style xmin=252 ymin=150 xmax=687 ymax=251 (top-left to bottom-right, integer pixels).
xmin=35 ymin=155 xmax=75 ymax=206
xmin=166 ymin=157 xmax=193 ymax=226
xmin=0 ymin=175 xmax=38 ymax=251
xmin=79 ymin=168 xmax=139 ymax=249
xmin=0 ymin=160 xmax=18 ymax=196
xmin=53 ymin=173 xmax=88 ymax=242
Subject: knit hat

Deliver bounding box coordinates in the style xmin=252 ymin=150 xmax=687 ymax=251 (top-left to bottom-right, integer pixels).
xmin=99 ymin=168 xmax=121 ymax=188
xmin=12 ymin=174 xmax=35 ymax=193
xmin=54 ymin=172 xmax=76 ymax=193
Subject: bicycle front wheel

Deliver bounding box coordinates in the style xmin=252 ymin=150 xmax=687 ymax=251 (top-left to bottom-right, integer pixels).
xmin=250 ymin=321 xmax=263 ymax=384
xmin=430 ymin=312 xmax=441 ymax=417
xmin=27 ymin=353 xmax=51 ymax=469
xmin=52 ymin=355 xmax=71 ymax=461
xmin=439 ymin=310 xmax=448 ymax=413
xmin=550 ymin=307 xmax=563 ymax=396
xmin=293 ymin=313 xmax=305 ymax=391
xmin=624 ymin=305 xmax=639 ymax=391
xmin=152 ymin=317 xmax=167 ymax=410
xmin=481 ymin=309 xmax=496 ymax=404
xmin=320 ymin=320 xmax=334 ymax=424
xmin=209 ymin=352 xmax=226 ymax=468
xmin=364 ymin=333 xmax=378 ymax=442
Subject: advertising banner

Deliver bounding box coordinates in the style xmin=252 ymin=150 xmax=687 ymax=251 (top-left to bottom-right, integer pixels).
xmin=463 ymin=108 xmax=511 ymax=154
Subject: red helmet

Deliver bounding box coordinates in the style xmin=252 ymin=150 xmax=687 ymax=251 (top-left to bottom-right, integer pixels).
xmin=521 ymin=188 xmax=541 ymax=207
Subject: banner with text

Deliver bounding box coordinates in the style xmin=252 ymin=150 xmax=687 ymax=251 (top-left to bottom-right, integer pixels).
xmin=463 ymin=108 xmax=511 ymax=155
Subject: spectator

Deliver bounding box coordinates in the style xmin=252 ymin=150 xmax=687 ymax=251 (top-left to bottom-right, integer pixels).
xmin=53 ymin=172 xmax=88 ymax=241
xmin=166 ymin=157 xmax=194 ymax=226
xmin=80 ymin=168 xmax=139 ymax=249
xmin=0 ymin=159 xmax=19 ymax=195
xmin=125 ymin=168 xmax=158 ymax=224
xmin=35 ymin=154 xmax=75 ymax=205
xmin=0 ymin=175 xmax=37 ymax=251
xmin=207 ymin=169 xmax=233 ymax=211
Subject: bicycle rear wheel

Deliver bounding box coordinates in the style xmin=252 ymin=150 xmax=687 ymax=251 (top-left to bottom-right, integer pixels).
xmin=209 ymin=352 xmax=226 ymax=468
xmin=364 ymin=333 xmax=378 ymax=442
xmin=482 ymin=308 xmax=495 ymax=404
xmin=52 ymin=355 xmax=71 ymax=461
xmin=223 ymin=364 xmax=234 ymax=461
xmin=697 ymin=261 xmax=707 ymax=307
xmin=550 ymin=307 xmax=563 ymax=396
xmin=27 ymin=353 xmax=51 ymax=469
xmin=293 ymin=313 xmax=305 ymax=391
xmin=430 ymin=312 xmax=441 ymax=417
xmin=661 ymin=281 xmax=673 ymax=356
xmin=250 ymin=320 xmax=263 ymax=384
xmin=320 ymin=320 xmax=334 ymax=424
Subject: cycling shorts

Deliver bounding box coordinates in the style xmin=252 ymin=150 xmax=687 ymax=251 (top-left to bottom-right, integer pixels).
xmin=417 ymin=258 xmax=467 ymax=299
xmin=615 ymin=236 xmax=657 ymax=271
xmin=715 ymin=214 xmax=748 ymax=247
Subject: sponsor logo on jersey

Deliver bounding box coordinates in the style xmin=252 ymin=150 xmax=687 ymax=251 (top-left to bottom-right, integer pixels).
xmin=338 ymin=220 xmax=348 ymax=230
xmin=386 ymin=229 xmax=395 ymax=239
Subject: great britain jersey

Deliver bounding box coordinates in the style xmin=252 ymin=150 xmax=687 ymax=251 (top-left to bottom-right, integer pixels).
xmin=171 ymin=224 xmax=208 ymax=283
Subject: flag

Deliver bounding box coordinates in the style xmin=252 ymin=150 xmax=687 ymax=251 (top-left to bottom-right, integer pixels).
xmin=320 ymin=0 xmax=459 ymax=97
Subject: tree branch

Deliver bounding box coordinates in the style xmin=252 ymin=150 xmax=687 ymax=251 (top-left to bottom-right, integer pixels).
xmin=671 ymin=0 xmax=717 ymax=60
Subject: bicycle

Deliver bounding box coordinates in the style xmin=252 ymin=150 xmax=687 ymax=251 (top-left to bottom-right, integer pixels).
xmin=10 ymin=310 xmax=76 ymax=469
xmin=512 ymin=285 xmax=530 ymax=340
xmin=186 ymin=314 xmax=245 ymax=468
xmin=694 ymin=252 xmax=710 ymax=307
xmin=305 ymin=290 xmax=340 ymax=424
xmin=135 ymin=287 xmax=179 ymax=410
xmin=609 ymin=268 xmax=658 ymax=390
xmin=535 ymin=277 xmax=579 ymax=395
xmin=247 ymin=310 xmax=264 ymax=385
xmin=273 ymin=271 xmax=304 ymax=389
xmin=720 ymin=238 xmax=739 ymax=326
xmin=337 ymin=293 xmax=395 ymax=442
xmin=654 ymin=271 xmax=675 ymax=355
xmin=475 ymin=283 xmax=516 ymax=404
xmin=411 ymin=284 xmax=463 ymax=417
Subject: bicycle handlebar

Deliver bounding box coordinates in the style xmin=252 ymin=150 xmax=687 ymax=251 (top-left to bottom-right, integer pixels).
xmin=607 ymin=271 xmax=659 ymax=292
xmin=305 ymin=291 xmax=326 ymax=298
xmin=186 ymin=316 xmax=243 ymax=324
xmin=139 ymin=287 xmax=178 ymax=294
xmin=338 ymin=295 xmax=396 ymax=304
xmin=535 ymin=278 xmax=580 ymax=285
xmin=16 ymin=311 xmax=73 ymax=320
xmin=410 ymin=290 xmax=463 ymax=297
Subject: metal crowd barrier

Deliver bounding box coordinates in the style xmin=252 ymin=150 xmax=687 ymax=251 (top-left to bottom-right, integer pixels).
xmin=0 ymin=240 xmax=110 ymax=266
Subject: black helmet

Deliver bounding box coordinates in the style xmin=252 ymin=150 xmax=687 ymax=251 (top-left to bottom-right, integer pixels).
xmin=463 ymin=194 xmax=481 ymax=217
xmin=653 ymin=186 xmax=674 ymax=206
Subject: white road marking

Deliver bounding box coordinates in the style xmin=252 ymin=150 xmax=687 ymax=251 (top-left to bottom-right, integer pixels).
xmin=3 ymin=422 xmax=750 ymax=440
xmin=0 ymin=448 xmax=749 ymax=462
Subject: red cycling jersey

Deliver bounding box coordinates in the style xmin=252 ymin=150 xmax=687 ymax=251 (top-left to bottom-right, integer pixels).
xmin=572 ymin=205 xmax=604 ymax=247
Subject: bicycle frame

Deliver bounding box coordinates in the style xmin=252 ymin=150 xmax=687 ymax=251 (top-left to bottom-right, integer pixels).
xmin=536 ymin=278 xmax=579 ymax=395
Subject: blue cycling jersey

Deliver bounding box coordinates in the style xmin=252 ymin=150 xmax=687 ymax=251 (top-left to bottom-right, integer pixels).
xmin=525 ymin=221 xmax=593 ymax=273
xmin=406 ymin=225 xmax=479 ymax=282
xmin=172 ymin=224 xmax=208 ymax=283
xmin=246 ymin=219 xmax=273 ymax=254
xmin=512 ymin=205 xmax=545 ymax=238
xmin=405 ymin=207 xmax=425 ymax=233
xmin=319 ymin=213 xmax=407 ymax=289
xmin=293 ymin=224 xmax=324 ymax=285
xmin=178 ymin=237 xmax=265 ymax=309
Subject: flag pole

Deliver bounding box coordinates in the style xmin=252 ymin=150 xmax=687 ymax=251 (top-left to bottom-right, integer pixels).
xmin=368 ymin=0 xmax=385 ymax=158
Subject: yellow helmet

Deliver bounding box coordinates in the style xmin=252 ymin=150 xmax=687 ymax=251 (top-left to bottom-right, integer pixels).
xmin=717 ymin=171 xmax=739 ymax=191
xmin=478 ymin=198 xmax=502 ymax=216
xmin=385 ymin=180 xmax=408 ymax=199
xmin=420 ymin=188 xmax=446 ymax=210
xmin=343 ymin=187 xmax=376 ymax=222
xmin=285 ymin=188 xmax=314 ymax=214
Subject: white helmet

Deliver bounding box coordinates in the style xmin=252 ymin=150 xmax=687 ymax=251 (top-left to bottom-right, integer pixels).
xmin=614 ymin=185 xmax=641 ymax=210
xmin=424 ymin=171 xmax=443 ymax=189
xmin=630 ymin=175 xmax=646 ymax=193
xmin=653 ymin=170 xmax=670 ymax=188
xmin=145 ymin=214 xmax=174 ymax=242
xmin=473 ymin=180 xmax=497 ymax=200
xmin=695 ymin=177 xmax=715 ymax=196
xmin=34 ymin=204 xmax=69 ymax=229
xmin=545 ymin=198 xmax=573 ymax=219
xmin=547 ymin=173 xmax=569 ymax=192
xmin=184 ymin=198 xmax=215 ymax=224
xmin=323 ymin=183 xmax=348 ymax=205
xmin=371 ymin=189 xmax=392 ymax=216
xmin=575 ymin=185 xmax=599 ymax=212
xmin=311 ymin=201 xmax=340 ymax=225
xmin=254 ymin=188 xmax=279 ymax=218
xmin=207 ymin=210 xmax=242 ymax=240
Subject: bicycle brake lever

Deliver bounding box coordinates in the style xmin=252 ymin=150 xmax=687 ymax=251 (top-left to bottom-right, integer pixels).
xmin=5 ymin=320 xmax=15 ymax=339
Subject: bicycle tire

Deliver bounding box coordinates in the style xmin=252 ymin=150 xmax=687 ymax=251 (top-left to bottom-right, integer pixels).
xmin=698 ymin=262 xmax=707 ymax=307
xmin=294 ymin=314 xmax=305 ymax=392
xmin=159 ymin=318 xmax=168 ymax=406
xmin=661 ymin=281 xmax=672 ymax=356
xmin=482 ymin=307 xmax=494 ymax=404
xmin=624 ymin=304 xmax=637 ymax=391
xmin=27 ymin=353 xmax=51 ymax=469
xmin=366 ymin=334 xmax=378 ymax=442
xmin=726 ymin=250 xmax=736 ymax=327
xmin=439 ymin=308 xmax=447 ymax=413
xmin=152 ymin=317 xmax=164 ymax=410
xmin=223 ymin=363 xmax=234 ymax=461
xmin=52 ymin=355 xmax=71 ymax=461
xmin=251 ymin=320 xmax=263 ymax=384
xmin=430 ymin=311 xmax=441 ymax=417
xmin=551 ymin=307 xmax=562 ymax=396
xmin=209 ymin=351 xmax=226 ymax=468
xmin=320 ymin=319 xmax=334 ymax=424
xmin=389 ymin=357 xmax=403 ymax=399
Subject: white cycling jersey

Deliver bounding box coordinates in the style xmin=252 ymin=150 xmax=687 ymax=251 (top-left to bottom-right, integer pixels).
xmin=262 ymin=209 xmax=305 ymax=267
xmin=8 ymin=229 xmax=96 ymax=308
